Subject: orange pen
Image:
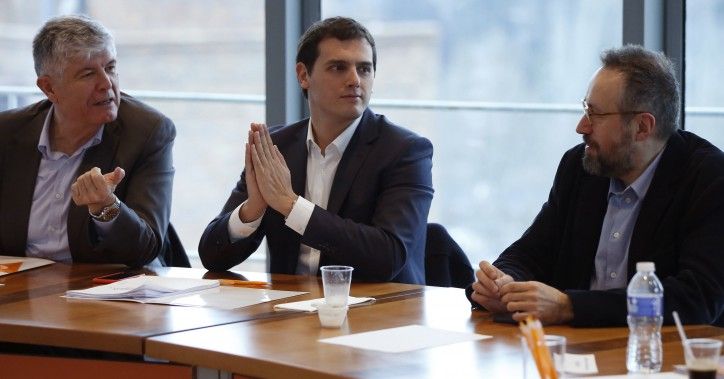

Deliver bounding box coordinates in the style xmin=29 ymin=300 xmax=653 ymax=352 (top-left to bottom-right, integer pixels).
xmin=218 ymin=279 xmax=270 ymax=288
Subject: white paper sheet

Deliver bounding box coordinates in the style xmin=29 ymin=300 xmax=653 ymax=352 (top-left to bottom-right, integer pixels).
xmin=273 ymin=296 xmax=375 ymax=312
xmin=156 ymin=286 xmax=307 ymax=309
xmin=0 ymin=255 xmax=54 ymax=276
xmin=564 ymin=353 xmax=598 ymax=375
xmin=319 ymin=324 xmax=490 ymax=353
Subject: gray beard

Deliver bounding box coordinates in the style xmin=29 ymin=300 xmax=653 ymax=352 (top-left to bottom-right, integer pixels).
xmin=582 ymin=144 xmax=635 ymax=178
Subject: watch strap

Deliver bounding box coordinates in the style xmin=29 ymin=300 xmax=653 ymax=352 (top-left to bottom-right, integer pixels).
xmin=90 ymin=196 xmax=121 ymax=222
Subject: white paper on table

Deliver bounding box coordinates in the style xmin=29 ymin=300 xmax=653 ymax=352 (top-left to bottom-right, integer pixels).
xmin=65 ymin=275 xmax=219 ymax=299
xmin=580 ymin=372 xmax=684 ymax=379
xmin=152 ymin=286 xmax=308 ymax=309
xmin=318 ymin=324 xmax=491 ymax=353
xmin=0 ymin=255 xmax=54 ymax=276
xmin=564 ymin=353 xmax=598 ymax=375
xmin=273 ymin=296 xmax=375 ymax=312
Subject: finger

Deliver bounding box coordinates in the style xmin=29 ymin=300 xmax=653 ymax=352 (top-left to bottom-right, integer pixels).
xmin=494 ymin=274 xmax=514 ymax=288
xmin=506 ymin=298 xmax=535 ymax=314
xmin=70 ymin=182 xmax=81 ymax=204
xmin=273 ymin=145 xmax=288 ymax=168
xmin=499 ymin=280 xmax=530 ymax=294
xmin=475 ymin=269 xmax=501 ymax=295
xmin=480 ymin=261 xmax=504 ymax=280
xmin=258 ymin=124 xmax=274 ymax=160
xmin=103 ymin=167 xmax=125 ymax=186
xmin=471 ymin=281 xmax=499 ymax=299
xmin=250 ymin=143 xmax=266 ymax=174
xmin=250 ymin=122 xmax=265 ymax=132
xmin=251 ymin=132 xmax=266 ymax=167
xmin=90 ymin=171 xmax=108 ymax=192
xmin=245 ymin=142 xmax=253 ymax=173
xmin=470 ymin=291 xmax=498 ymax=307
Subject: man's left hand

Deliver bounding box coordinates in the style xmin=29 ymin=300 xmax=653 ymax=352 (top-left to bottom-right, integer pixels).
xmin=71 ymin=167 xmax=125 ymax=214
xmin=499 ymin=281 xmax=574 ymax=325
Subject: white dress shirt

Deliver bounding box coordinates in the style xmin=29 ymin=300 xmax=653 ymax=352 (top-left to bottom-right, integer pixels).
xmin=228 ymin=116 xmax=361 ymax=275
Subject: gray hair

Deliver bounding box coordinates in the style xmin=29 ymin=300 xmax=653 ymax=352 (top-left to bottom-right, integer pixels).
xmin=601 ymin=45 xmax=680 ymax=140
xmin=32 ymin=14 xmax=116 ymax=77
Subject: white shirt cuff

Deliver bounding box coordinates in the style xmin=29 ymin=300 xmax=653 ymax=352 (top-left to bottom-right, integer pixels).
xmin=228 ymin=201 xmax=262 ymax=241
xmin=285 ymin=196 xmax=314 ymax=235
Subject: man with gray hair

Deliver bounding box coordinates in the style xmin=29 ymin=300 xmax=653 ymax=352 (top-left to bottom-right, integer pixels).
xmin=0 ymin=15 xmax=182 ymax=267
xmin=468 ymin=45 xmax=724 ymax=326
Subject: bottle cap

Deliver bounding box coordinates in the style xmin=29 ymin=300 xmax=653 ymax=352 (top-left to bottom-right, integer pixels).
xmin=636 ymin=261 xmax=655 ymax=272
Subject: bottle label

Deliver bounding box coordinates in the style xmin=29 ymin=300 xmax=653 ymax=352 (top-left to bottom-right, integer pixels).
xmin=627 ymin=295 xmax=662 ymax=317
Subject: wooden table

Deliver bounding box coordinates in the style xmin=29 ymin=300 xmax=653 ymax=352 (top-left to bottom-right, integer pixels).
xmin=0 ymin=263 xmax=422 ymax=355
xmin=146 ymin=286 xmax=724 ymax=379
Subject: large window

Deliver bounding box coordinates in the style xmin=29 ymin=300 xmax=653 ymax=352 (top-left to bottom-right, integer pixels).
xmin=685 ymin=1 xmax=724 ymax=147
xmin=323 ymin=0 xmax=622 ymax=266
xmin=0 ymin=0 xmax=265 ymax=267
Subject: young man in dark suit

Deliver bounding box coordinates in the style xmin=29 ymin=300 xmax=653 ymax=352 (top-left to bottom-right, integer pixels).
xmin=0 ymin=15 xmax=177 ymax=267
xmin=199 ymin=17 xmax=434 ymax=284
xmin=469 ymin=45 xmax=724 ymax=327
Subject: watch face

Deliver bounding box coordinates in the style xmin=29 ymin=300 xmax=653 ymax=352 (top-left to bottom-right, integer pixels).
xmin=100 ymin=204 xmax=120 ymax=221
xmin=93 ymin=198 xmax=121 ymax=222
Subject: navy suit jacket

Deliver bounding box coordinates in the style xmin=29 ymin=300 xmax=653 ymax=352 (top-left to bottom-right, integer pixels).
xmin=0 ymin=93 xmax=176 ymax=267
xmin=476 ymin=130 xmax=724 ymax=326
xmin=199 ymin=108 xmax=434 ymax=284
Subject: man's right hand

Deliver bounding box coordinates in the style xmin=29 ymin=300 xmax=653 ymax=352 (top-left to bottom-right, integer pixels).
xmin=470 ymin=260 xmax=514 ymax=313
xmin=238 ymin=124 xmax=267 ymax=223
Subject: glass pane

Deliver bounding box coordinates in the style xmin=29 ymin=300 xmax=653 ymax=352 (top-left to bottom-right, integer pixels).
xmin=323 ymin=0 xmax=622 ymax=267
xmin=685 ymin=1 xmax=724 ymax=148
xmin=0 ymin=1 xmax=265 ymax=267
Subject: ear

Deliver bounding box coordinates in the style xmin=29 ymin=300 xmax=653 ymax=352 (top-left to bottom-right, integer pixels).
xmin=36 ymin=75 xmax=58 ymax=103
xmin=633 ymin=112 xmax=656 ymax=141
xmin=296 ymin=62 xmax=310 ymax=90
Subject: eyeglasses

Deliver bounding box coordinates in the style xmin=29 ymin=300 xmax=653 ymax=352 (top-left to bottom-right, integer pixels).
xmin=581 ymin=99 xmax=646 ymax=123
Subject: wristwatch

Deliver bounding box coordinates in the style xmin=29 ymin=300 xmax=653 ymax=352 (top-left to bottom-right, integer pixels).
xmin=90 ymin=196 xmax=121 ymax=222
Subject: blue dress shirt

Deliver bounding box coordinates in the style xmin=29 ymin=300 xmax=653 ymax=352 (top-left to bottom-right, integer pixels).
xmin=589 ymin=151 xmax=664 ymax=290
xmin=26 ymin=106 xmax=105 ymax=262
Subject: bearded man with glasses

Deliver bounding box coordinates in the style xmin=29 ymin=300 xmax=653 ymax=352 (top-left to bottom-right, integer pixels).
xmin=467 ymin=45 xmax=724 ymax=327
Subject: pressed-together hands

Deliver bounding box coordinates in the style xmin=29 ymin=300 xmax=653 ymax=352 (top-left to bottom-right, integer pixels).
xmin=71 ymin=167 xmax=125 ymax=215
xmin=238 ymin=123 xmax=297 ymax=223
xmin=471 ymin=261 xmax=574 ymax=325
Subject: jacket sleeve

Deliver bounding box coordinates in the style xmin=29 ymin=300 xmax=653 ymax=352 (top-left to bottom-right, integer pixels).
xmin=93 ymin=116 xmax=176 ymax=267
xmin=197 ymin=168 xmax=266 ymax=271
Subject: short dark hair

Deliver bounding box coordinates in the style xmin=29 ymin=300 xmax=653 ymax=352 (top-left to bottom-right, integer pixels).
xmin=296 ymin=17 xmax=376 ymax=98
xmin=601 ymin=44 xmax=680 ymax=140
xmin=32 ymin=14 xmax=115 ymax=77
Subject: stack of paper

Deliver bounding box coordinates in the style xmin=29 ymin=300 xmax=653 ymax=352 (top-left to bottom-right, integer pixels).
xmin=65 ymin=275 xmax=219 ymax=300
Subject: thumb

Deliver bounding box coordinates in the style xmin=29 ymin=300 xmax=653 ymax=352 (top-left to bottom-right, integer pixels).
xmin=104 ymin=167 xmax=125 ymax=185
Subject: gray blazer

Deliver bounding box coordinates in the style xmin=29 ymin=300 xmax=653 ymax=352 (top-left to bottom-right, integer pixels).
xmin=0 ymin=93 xmax=176 ymax=267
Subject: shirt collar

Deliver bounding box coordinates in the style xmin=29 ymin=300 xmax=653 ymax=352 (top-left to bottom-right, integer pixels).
xmin=306 ymin=115 xmax=362 ymax=156
xmin=37 ymin=105 xmax=105 ymax=159
xmin=608 ymin=148 xmax=665 ymax=199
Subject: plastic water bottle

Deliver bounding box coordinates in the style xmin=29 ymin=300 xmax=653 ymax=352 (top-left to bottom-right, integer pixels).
xmin=626 ymin=261 xmax=663 ymax=373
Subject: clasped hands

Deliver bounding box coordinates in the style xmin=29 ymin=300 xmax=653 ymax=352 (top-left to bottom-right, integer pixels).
xmin=71 ymin=166 xmax=125 ymax=215
xmin=238 ymin=123 xmax=296 ymax=222
xmin=471 ymin=261 xmax=574 ymax=325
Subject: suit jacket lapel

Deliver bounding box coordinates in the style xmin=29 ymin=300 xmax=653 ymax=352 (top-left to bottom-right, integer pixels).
xmin=327 ymin=109 xmax=377 ymax=214
xmin=569 ymin=173 xmax=609 ymax=288
xmin=0 ymin=114 xmax=45 ymax=254
xmin=627 ymin=133 xmax=685 ymax=274
xmin=67 ymin=120 xmax=121 ymax=252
